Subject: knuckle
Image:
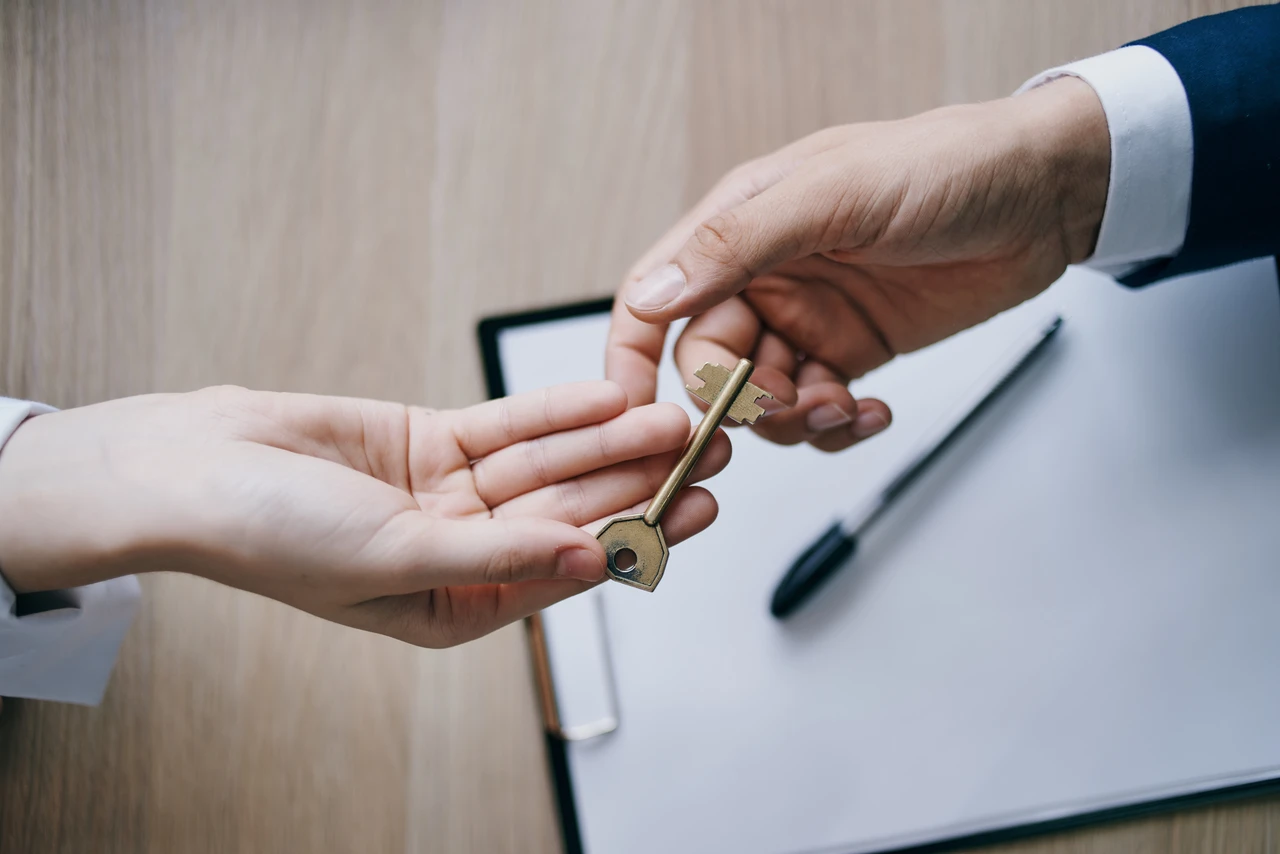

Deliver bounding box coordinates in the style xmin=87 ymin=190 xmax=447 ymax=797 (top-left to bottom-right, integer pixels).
xmin=192 ymin=385 xmax=261 ymax=435
xmin=751 ymin=422 xmax=806 ymax=447
xmin=541 ymin=386 xmax=555 ymax=432
xmin=811 ymin=436 xmax=856 ymax=454
xmin=496 ymin=397 xmax=517 ymax=444
xmin=716 ymin=162 xmax=755 ymax=195
xmin=593 ymin=422 xmax=612 ymax=463
xmin=651 ymin=403 xmax=691 ymax=444
xmin=421 ymin=589 xmax=493 ymax=649
xmin=360 ymin=593 xmax=453 ymax=650
xmin=556 ymin=479 xmax=591 ymax=525
xmin=644 ymin=453 xmax=668 ymax=494
xmin=692 ymin=211 xmax=750 ymax=269
xmin=402 ymin=598 xmax=451 ymax=650
xmin=483 ymin=544 xmax=524 ymax=585
xmin=523 ymin=437 xmax=552 ymax=486
xmin=194 ymin=384 xmax=252 ymax=413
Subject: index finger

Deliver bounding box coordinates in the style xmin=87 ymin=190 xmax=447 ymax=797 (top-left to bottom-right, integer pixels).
xmin=674 ymin=298 xmax=799 ymax=415
xmin=606 ymin=201 xmax=717 ymax=406
xmin=449 ymin=380 xmax=628 ymax=460
xmin=606 ymin=296 xmax=668 ymax=408
xmin=606 ymin=158 xmax=792 ymax=407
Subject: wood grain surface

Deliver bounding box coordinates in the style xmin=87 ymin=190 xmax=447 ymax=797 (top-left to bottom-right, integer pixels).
xmin=1 ymin=1 xmax=1276 ymax=852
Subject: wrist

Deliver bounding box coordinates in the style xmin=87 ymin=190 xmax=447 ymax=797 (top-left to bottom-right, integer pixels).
xmin=0 ymin=417 xmax=49 ymax=592
xmin=0 ymin=412 xmax=139 ymax=593
xmin=1010 ymin=77 xmax=1110 ymax=264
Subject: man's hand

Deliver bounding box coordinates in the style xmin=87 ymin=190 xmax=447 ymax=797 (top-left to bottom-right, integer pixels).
xmin=0 ymin=382 xmax=727 ymax=648
xmin=607 ymin=78 xmax=1109 ymax=452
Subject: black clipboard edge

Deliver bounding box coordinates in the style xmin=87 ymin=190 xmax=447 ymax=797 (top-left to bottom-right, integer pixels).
xmin=826 ymin=777 xmax=1280 ymax=854
xmin=476 ymin=296 xmax=1280 ymax=854
xmin=478 ymin=297 xmax=616 ymax=400
xmin=477 ymin=296 xmax=614 ymax=854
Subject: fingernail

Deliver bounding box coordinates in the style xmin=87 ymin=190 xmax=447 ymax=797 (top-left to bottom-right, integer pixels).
xmin=852 ymin=411 xmax=889 ymax=439
xmin=624 ymin=264 xmax=686 ymax=311
xmin=759 ymin=396 xmax=788 ymax=417
xmin=806 ymin=404 xmax=854 ymax=432
xmin=557 ymin=548 xmax=605 ymax=582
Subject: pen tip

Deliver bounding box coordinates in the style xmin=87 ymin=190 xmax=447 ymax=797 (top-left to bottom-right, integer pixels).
xmin=769 ymin=596 xmax=792 ymax=619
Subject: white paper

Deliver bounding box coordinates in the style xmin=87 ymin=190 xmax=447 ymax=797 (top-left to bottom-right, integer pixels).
xmin=496 ymin=260 xmax=1280 ymax=854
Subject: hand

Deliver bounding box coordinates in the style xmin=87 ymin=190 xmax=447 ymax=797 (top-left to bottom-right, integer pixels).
xmin=0 ymin=383 xmax=727 ymax=647
xmin=607 ymin=78 xmax=1109 ymax=451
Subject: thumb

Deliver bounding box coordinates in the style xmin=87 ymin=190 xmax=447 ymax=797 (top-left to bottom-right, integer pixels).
xmin=376 ymin=514 xmax=607 ymax=590
xmin=622 ymin=177 xmax=820 ymax=323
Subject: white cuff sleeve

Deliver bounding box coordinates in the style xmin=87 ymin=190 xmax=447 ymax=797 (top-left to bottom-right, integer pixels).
xmin=0 ymin=397 xmax=141 ymax=705
xmin=1018 ymin=45 xmax=1194 ymax=277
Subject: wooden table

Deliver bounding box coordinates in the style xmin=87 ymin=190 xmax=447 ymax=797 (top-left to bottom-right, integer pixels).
xmin=2 ymin=1 xmax=1276 ymax=851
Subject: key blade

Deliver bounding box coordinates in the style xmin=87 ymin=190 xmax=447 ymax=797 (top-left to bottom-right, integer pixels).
xmin=686 ymin=362 xmax=774 ymax=425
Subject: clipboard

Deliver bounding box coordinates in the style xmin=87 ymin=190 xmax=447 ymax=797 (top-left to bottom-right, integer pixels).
xmin=477 ymin=262 xmax=1280 ymax=854
xmin=479 ymin=297 xmax=617 ymax=854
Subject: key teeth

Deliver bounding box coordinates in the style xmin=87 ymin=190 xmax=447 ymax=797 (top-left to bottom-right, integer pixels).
xmin=727 ymin=382 xmax=773 ymax=425
xmin=687 ymin=362 xmax=728 ymax=405
xmin=685 ymin=364 xmax=773 ymax=424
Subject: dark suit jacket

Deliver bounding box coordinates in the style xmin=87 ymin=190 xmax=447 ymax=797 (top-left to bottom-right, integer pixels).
xmin=1122 ymin=4 xmax=1280 ymax=287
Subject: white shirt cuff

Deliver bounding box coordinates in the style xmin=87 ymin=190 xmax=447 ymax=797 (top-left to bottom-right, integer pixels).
xmin=1018 ymin=45 xmax=1193 ymax=277
xmin=0 ymin=397 xmax=141 ymax=705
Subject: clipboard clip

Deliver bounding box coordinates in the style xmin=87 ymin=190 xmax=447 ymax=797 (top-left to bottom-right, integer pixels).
xmin=526 ymin=593 xmax=621 ymax=742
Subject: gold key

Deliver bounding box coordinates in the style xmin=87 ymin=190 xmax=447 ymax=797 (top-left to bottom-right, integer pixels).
xmin=596 ymin=358 xmax=773 ymax=591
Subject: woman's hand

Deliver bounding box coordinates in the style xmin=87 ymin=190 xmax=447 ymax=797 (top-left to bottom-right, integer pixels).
xmin=0 ymin=382 xmax=726 ymax=647
xmin=607 ymin=78 xmax=1109 ymax=452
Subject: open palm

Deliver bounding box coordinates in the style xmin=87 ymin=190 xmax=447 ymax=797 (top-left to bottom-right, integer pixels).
xmin=0 ymin=382 xmax=727 ymax=648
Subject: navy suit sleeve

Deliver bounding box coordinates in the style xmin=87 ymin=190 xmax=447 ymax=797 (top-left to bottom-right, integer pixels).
xmin=1121 ymin=4 xmax=1280 ymax=287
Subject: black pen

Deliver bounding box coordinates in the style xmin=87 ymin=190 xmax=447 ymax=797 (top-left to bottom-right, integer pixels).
xmin=770 ymin=315 xmax=1065 ymax=619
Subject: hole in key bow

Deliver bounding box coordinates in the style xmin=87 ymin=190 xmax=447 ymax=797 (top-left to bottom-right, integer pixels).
xmin=613 ymin=548 xmax=638 ymax=573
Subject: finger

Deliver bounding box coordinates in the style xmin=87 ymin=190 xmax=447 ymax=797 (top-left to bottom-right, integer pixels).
xmin=473 ymin=402 xmax=692 ymax=507
xmin=371 ymin=515 xmax=608 ymax=591
xmin=355 ymin=487 xmax=721 ymax=649
xmin=810 ymin=398 xmax=893 ymax=453
xmin=494 ymin=429 xmax=731 ymax=525
xmin=605 ymin=169 xmax=764 ymax=409
xmin=743 ymin=259 xmax=895 ymax=380
xmin=472 ymin=577 xmax=599 ymax=629
xmin=627 ymin=155 xmax=801 ymax=285
xmin=621 ymin=171 xmax=832 ymax=324
xmin=468 ymin=485 xmax=718 ymax=635
xmin=748 ymin=360 xmax=858 ymax=447
xmin=345 ymin=577 xmax=597 ymax=649
xmin=674 ymin=298 xmax=796 ymax=418
xmin=451 ymin=381 xmax=627 ymax=460
xmin=794 ymin=359 xmax=890 ymax=448
xmin=606 ymin=297 xmax=669 ymax=408
xmin=607 ymin=156 xmax=802 ymax=407
xmin=788 ymin=359 xmax=891 ymax=451
xmin=753 ymin=330 xmax=799 ymax=380
xmin=210 ymin=388 xmax=413 ymax=482
xmin=445 ymin=485 xmax=721 ymax=636
xmin=582 ymin=484 xmax=719 ymax=548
